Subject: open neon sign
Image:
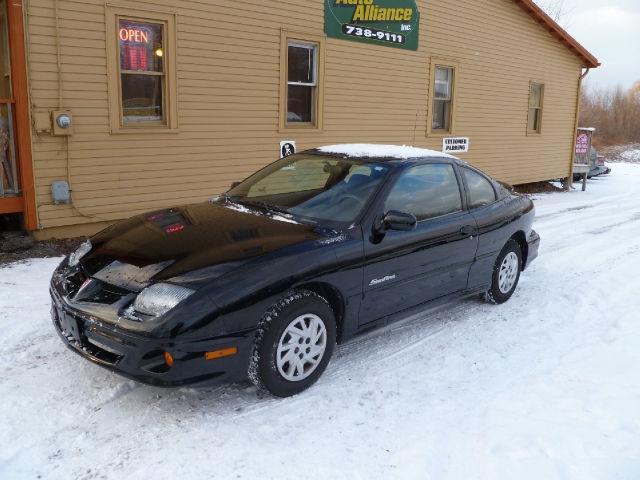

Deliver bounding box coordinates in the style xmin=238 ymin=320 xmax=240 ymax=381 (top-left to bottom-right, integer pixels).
xmin=119 ymin=27 xmax=150 ymax=44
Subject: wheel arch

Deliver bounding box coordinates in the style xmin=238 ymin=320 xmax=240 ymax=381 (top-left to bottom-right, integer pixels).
xmin=296 ymin=281 xmax=346 ymax=343
xmin=510 ymin=231 xmax=529 ymax=269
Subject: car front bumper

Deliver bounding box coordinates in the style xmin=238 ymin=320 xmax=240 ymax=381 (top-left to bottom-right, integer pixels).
xmin=50 ymin=285 xmax=254 ymax=388
xmin=525 ymin=229 xmax=540 ymax=270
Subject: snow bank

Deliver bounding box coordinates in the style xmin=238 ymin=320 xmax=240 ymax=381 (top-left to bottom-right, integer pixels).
xmin=621 ymin=149 xmax=640 ymax=162
xmin=600 ymin=144 xmax=640 ymax=164
xmin=2 ymin=165 xmax=640 ymax=479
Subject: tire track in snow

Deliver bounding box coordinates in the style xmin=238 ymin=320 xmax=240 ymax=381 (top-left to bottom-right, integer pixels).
xmin=535 ymin=204 xmax=596 ymax=219
xmin=3 ymin=170 xmax=640 ymax=480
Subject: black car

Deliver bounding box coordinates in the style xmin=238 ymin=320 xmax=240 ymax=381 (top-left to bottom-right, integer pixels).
xmin=51 ymin=145 xmax=540 ymax=397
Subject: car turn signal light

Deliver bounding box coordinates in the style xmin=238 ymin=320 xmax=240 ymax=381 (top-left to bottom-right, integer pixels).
xmin=163 ymin=351 xmax=174 ymax=367
xmin=204 ymin=347 xmax=238 ymax=361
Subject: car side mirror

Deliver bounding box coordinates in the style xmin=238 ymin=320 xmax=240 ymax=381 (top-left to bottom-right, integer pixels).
xmin=378 ymin=210 xmax=418 ymax=232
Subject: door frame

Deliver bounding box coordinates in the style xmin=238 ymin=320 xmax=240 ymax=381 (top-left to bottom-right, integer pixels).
xmin=359 ymin=159 xmax=471 ymax=238
xmin=0 ymin=0 xmax=36 ymax=230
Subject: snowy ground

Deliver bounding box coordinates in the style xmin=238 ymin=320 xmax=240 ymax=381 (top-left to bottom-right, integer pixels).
xmin=2 ymin=164 xmax=640 ymax=480
xmin=620 ymin=149 xmax=640 ymax=163
xmin=601 ymin=144 xmax=640 ymax=164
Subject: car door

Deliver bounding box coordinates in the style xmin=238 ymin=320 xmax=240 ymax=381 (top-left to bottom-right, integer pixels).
xmin=459 ymin=166 xmax=510 ymax=291
xmin=359 ymin=163 xmax=478 ymax=325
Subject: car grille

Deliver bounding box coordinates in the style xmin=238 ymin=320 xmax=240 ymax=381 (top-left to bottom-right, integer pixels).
xmin=76 ymin=279 xmax=130 ymax=305
xmin=84 ymin=335 xmax=123 ymax=365
xmin=64 ymin=269 xmax=88 ymax=298
xmin=51 ymin=298 xmax=124 ymax=366
xmin=58 ymin=265 xmax=133 ymax=306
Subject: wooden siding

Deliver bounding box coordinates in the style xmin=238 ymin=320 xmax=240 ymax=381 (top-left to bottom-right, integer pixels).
xmin=26 ymin=0 xmax=583 ymax=231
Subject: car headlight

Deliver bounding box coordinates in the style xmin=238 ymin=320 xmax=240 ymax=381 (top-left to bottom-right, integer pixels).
xmin=69 ymin=240 xmax=92 ymax=267
xmin=133 ymin=283 xmax=195 ymax=317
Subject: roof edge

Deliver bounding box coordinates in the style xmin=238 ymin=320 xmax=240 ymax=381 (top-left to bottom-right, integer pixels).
xmin=514 ymin=0 xmax=600 ymax=69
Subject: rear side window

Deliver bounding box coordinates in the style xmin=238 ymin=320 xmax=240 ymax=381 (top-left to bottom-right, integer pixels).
xmin=462 ymin=168 xmax=496 ymax=209
xmin=384 ymin=164 xmax=463 ymax=221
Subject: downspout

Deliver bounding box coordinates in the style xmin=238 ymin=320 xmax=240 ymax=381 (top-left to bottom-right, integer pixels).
xmin=53 ymin=0 xmax=97 ymax=219
xmin=566 ymin=67 xmax=590 ymax=190
xmin=53 ymin=0 xmax=62 ymax=109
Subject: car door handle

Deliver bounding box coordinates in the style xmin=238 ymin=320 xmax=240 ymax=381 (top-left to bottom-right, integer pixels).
xmin=460 ymin=225 xmax=474 ymax=236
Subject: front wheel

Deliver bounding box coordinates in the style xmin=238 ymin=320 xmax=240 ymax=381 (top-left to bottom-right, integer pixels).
xmin=248 ymin=290 xmax=336 ymax=397
xmin=484 ymin=239 xmax=522 ymax=304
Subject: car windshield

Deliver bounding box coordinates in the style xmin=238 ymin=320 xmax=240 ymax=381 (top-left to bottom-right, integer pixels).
xmin=225 ymin=153 xmax=391 ymax=224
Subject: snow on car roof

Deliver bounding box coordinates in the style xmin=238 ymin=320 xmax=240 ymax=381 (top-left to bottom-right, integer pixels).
xmin=317 ymin=144 xmax=457 ymax=160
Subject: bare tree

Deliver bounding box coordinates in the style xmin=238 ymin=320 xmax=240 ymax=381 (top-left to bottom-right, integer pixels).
xmin=535 ymin=0 xmax=567 ymax=23
xmin=580 ymin=82 xmax=640 ymax=147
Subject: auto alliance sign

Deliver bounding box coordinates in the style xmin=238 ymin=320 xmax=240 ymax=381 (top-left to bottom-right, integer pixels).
xmin=325 ymin=0 xmax=420 ymax=51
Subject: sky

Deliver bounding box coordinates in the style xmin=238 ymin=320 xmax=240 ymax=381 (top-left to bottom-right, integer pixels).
xmin=537 ymin=0 xmax=640 ymax=90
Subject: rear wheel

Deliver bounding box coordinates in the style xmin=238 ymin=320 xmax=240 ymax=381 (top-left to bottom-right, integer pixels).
xmin=484 ymin=239 xmax=522 ymax=304
xmin=248 ymin=290 xmax=336 ymax=397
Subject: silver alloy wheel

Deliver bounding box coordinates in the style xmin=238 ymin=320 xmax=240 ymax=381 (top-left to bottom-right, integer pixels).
xmin=498 ymin=251 xmax=519 ymax=294
xmin=276 ymin=313 xmax=327 ymax=382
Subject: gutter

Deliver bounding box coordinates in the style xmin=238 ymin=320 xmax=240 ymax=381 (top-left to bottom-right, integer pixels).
xmin=566 ymin=67 xmax=590 ymax=190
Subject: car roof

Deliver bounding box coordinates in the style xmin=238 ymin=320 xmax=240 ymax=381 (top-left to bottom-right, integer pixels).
xmin=311 ymin=144 xmax=459 ymax=164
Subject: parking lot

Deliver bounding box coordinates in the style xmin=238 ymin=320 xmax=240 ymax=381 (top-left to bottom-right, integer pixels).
xmin=1 ymin=164 xmax=639 ymax=480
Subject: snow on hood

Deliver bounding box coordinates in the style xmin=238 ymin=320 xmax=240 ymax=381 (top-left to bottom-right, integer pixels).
xmin=318 ymin=144 xmax=457 ymax=160
xmin=92 ymin=259 xmax=173 ymax=291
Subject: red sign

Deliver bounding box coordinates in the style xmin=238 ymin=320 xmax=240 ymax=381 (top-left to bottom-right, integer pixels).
xmin=119 ymin=28 xmax=150 ymax=44
xmin=575 ymin=133 xmax=589 ymax=155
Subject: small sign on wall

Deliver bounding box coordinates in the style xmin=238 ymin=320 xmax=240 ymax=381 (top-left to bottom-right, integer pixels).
xmin=443 ymin=137 xmax=470 ymax=154
xmin=280 ymin=141 xmax=296 ymax=158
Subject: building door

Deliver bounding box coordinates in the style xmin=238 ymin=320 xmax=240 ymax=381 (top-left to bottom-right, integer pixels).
xmin=0 ymin=0 xmax=36 ymax=229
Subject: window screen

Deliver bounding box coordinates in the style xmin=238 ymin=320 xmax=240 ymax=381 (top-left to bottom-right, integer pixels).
xmin=432 ymin=66 xmax=454 ymax=131
xmin=287 ymin=42 xmax=317 ymax=124
xmin=528 ymin=83 xmax=544 ymax=133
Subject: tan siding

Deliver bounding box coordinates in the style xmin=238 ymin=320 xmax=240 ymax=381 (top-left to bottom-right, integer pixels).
xmin=27 ymin=0 xmax=583 ymax=232
xmin=423 ymin=0 xmax=582 ymax=184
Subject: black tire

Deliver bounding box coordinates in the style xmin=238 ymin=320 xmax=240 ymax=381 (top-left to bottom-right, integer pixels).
xmin=248 ymin=290 xmax=336 ymax=397
xmin=484 ymin=239 xmax=522 ymax=305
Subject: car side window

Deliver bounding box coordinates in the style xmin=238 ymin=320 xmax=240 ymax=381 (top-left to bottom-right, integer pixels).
xmin=462 ymin=167 xmax=497 ymax=209
xmin=384 ymin=164 xmax=463 ymax=221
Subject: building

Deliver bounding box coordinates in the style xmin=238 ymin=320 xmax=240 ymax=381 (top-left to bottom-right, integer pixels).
xmin=0 ymin=0 xmax=598 ymax=238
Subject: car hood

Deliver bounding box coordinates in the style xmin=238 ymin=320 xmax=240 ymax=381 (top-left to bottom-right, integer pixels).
xmin=82 ymin=202 xmax=327 ymax=288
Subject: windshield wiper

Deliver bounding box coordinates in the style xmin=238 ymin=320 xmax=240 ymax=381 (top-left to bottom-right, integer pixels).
xmin=235 ymin=199 xmax=292 ymax=216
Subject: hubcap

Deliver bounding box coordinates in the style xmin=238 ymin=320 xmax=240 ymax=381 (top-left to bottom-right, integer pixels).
xmin=276 ymin=313 xmax=327 ymax=382
xmin=498 ymin=252 xmax=519 ymax=294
